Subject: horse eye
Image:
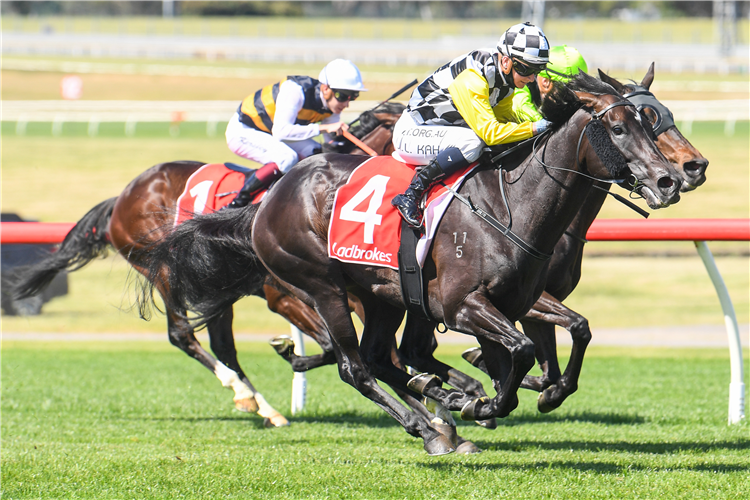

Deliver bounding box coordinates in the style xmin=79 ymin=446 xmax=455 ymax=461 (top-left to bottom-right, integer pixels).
xmin=612 ymin=126 xmax=625 ymax=135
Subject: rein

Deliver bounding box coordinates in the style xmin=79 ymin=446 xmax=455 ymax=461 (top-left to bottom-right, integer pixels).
xmin=441 ymin=99 xmax=648 ymax=260
xmin=533 ymin=100 xmax=650 ymax=219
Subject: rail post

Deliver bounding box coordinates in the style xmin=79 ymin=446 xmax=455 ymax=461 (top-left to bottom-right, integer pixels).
xmin=290 ymin=325 xmax=307 ymax=415
xmin=694 ymin=241 xmax=745 ymax=424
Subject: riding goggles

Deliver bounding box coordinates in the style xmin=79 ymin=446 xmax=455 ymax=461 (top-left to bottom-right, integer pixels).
xmin=512 ymin=58 xmax=547 ymax=77
xmin=332 ymin=89 xmax=360 ymax=102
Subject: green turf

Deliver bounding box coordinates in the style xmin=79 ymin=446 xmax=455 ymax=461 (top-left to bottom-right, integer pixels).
xmin=2 ymin=341 xmax=748 ymax=499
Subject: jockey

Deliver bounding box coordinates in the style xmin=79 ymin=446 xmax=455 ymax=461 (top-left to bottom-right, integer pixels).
xmin=225 ymin=59 xmax=367 ymax=209
xmin=513 ymin=44 xmax=588 ymax=122
xmin=391 ymin=22 xmax=551 ymax=228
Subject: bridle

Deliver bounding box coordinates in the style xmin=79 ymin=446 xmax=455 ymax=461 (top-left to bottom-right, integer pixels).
xmin=442 ymin=97 xmax=648 ymax=260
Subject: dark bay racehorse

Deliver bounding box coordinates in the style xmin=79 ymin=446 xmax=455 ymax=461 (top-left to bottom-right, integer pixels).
xmin=462 ymin=64 xmax=708 ymax=412
xmin=12 ymin=103 xmax=404 ymax=427
xmin=243 ymin=74 xmax=682 ymax=454
xmin=130 ymin=70 xmax=697 ymax=443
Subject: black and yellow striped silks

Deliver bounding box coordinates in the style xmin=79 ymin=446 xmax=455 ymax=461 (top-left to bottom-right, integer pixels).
xmin=237 ymin=76 xmax=332 ymax=133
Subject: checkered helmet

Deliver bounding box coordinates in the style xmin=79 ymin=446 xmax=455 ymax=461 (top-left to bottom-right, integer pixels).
xmin=498 ymin=22 xmax=550 ymax=65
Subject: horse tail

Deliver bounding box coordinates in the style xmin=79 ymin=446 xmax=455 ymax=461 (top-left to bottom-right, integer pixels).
xmin=140 ymin=205 xmax=266 ymax=327
xmin=12 ymin=197 xmax=116 ymax=300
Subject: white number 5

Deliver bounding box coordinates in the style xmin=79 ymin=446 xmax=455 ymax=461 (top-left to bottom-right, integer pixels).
xmin=339 ymin=174 xmax=389 ymax=244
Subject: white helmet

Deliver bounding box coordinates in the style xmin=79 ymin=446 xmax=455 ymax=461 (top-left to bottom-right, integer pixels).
xmin=318 ymin=59 xmax=367 ymax=91
xmin=497 ymin=22 xmax=550 ymax=66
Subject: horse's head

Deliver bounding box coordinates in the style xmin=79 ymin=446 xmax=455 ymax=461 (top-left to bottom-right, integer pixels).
xmin=568 ymin=73 xmax=682 ymax=209
xmin=323 ymin=102 xmax=405 ymax=156
xmin=599 ymin=65 xmax=708 ymax=192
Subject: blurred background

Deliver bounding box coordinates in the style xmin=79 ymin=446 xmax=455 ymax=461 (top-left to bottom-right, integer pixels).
xmin=1 ymin=1 xmax=748 ymax=339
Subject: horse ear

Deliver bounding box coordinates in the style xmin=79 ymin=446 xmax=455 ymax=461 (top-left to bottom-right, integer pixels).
xmin=640 ymin=62 xmax=655 ymax=90
xmin=597 ymin=69 xmax=625 ymax=93
xmin=575 ymin=91 xmax=598 ymax=109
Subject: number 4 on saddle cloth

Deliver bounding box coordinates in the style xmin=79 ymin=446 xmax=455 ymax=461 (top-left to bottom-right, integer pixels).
xmin=328 ymin=155 xmax=479 ymax=271
xmin=174 ymin=162 xmax=268 ymax=226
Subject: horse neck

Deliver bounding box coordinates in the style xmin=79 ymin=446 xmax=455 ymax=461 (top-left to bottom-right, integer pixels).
xmin=565 ymin=181 xmax=611 ymax=240
xmin=474 ymin=110 xmax=601 ymax=256
xmin=352 ymin=124 xmax=394 ymax=156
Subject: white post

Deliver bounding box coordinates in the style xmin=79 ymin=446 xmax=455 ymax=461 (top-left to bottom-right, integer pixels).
xmin=162 ymin=1 xmax=174 ymax=18
xmin=694 ymin=241 xmax=745 ymax=424
xmin=290 ymin=325 xmax=307 ymax=415
xmin=521 ymin=0 xmax=546 ymax=28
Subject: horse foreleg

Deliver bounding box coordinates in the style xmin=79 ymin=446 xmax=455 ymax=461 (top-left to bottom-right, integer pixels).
xmin=522 ymin=293 xmax=592 ymax=413
xmin=206 ymin=306 xmax=289 ymax=427
xmin=400 ymin=315 xmax=490 ymax=399
xmin=518 ymin=319 xmax=561 ymax=392
xmin=443 ymin=293 xmax=536 ymax=421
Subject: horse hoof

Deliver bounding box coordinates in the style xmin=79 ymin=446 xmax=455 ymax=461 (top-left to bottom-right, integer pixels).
xmin=475 ymin=418 xmax=497 ymax=429
xmin=461 ymin=347 xmax=483 ymax=367
xmin=432 ymin=422 xmax=458 ymax=448
xmin=407 ymin=373 xmax=442 ymax=394
xmin=423 ymin=434 xmax=455 ymax=456
xmin=460 ymin=397 xmax=489 ymax=421
xmin=537 ymin=389 xmax=557 ymax=414
xmin=455 ymin=439 xmax=482 ymax=454
xmin=263 ymin=414 xmax=290 ymax=428
xmin=269 ymin=335 xmax=294 ymax=356
xmin=234 ymin=397 xmax=259 ymax=413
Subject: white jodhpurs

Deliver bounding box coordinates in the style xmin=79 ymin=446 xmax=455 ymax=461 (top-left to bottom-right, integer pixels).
xmin=225 ymin=113 xmax=321 ymax=173
xmin=391 ymin=111 xmax=485 ymax=166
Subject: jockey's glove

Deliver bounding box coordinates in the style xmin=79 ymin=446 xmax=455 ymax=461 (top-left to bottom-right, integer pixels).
xmin=533 ymin=119 xmax=552 ymax=135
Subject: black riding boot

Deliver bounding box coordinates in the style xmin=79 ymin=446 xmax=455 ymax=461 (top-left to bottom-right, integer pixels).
xmin=224 ymin=172 xmax=266 ymax=210
xmin=391 ymin=159 xmax=446 ymax=228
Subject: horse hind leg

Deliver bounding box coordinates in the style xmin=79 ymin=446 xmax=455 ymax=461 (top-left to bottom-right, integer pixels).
xmin=265 ymin=282 xmax=337 ymax=372
xmin=206 ymin=306 xmax=289 ymax=427
xmin=279 ymin=276 xmax=453 ymax=454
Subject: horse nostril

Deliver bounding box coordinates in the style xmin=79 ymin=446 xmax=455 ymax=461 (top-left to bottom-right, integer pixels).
xmin=657 ymin=177 xmax=674 ymax=190
xmin=683 ymin=160 xmax=708 ymax=176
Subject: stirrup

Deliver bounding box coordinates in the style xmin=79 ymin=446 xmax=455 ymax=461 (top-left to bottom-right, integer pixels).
xmin=392 ymin=194 xmax=423 ymax=228
xmin=223 ymin=197 xmax=250 ymax=210
xmin=396 ymin=205 xmax=423 ymax=228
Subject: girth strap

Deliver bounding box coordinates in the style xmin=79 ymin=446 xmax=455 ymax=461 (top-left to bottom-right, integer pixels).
xmin=440 ymin=182 xmax=553 ymax=261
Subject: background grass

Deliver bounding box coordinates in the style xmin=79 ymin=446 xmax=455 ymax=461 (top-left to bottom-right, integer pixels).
xmin=3 ymin=16 xmax=748 ymax=45
xmin=2 ymin=341 xmax=748 ymax=499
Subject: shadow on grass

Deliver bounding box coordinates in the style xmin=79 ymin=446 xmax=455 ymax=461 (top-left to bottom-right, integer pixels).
xmin=137 ymin=411 xmax=399 ymax=429
xmin=470 ymin=438 xmax=750 ymax=455
xmin=135 ymin=409 xmax=648 ymax=430
xmin=471 ymin=410 xmax=649 ymax=426
xmin=419 ymin=459 xmax=750 ymax=474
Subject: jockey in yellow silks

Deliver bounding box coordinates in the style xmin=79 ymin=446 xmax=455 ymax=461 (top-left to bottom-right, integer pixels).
xmin=225 ymin=59 xmax=367 ymax=209
xmin=391 ymin=22 xmax=552 ymax=228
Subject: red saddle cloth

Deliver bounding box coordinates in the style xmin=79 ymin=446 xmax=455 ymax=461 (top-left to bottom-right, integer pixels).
xmin=174 ymin=163 xmax=266 ymax=226
xmin=327 ymin=155 xmax=478 ymax=270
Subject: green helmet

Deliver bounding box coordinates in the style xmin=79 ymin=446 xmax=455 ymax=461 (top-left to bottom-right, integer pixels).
xmin=539 ymin=45 xmax=588 ymax=81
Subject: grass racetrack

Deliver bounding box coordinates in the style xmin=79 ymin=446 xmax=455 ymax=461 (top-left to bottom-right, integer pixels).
xmin=2 ymin=51 xmax=749 ymax=498
xmin=2 ymin=341 xmax=748 ymax=499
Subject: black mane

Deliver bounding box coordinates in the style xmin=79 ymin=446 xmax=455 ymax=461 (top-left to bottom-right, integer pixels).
xmin=539 ymin=72 xmax=621 ymax=125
